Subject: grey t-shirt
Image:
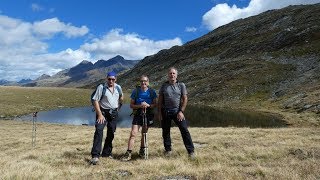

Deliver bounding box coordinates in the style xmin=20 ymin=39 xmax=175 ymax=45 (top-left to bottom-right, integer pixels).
xmin=92 ymin=83 xmax=122 ymax=109
xmin=159 ymin=82 xmax=187 ymax=109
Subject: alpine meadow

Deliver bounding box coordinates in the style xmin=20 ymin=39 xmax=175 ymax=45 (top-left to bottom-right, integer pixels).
xmin=1 ymin=3 xmax=320 ymax=180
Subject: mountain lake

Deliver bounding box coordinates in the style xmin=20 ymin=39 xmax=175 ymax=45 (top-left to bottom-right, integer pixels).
xmin=15 ymin=104 xmax=288 ymax=128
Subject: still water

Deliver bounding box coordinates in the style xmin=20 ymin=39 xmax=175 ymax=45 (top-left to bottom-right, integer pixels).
xmin=184 ymin=105 xmax=287 ymax=128
xmin=16 ymin=104 xmax=133 ymax=128
xmin=16 ymin=104 xmax=288 ymax=128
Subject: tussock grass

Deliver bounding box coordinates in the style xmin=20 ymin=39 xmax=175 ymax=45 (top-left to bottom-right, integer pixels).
xmin=0 ymin=120 xmax=319 ymax=179
xmin=0 ymin=86 xmax=319 ymax=179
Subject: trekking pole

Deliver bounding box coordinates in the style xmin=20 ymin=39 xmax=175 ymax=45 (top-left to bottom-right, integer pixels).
xmin=142 ymin=108 xmax=148 ymax=159
xmin=32 ymin=112 xmax=38 ymax=147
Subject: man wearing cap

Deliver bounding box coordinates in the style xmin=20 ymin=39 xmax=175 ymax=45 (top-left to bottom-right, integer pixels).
xmin=90 ymin=71 xmax=123 ymax=165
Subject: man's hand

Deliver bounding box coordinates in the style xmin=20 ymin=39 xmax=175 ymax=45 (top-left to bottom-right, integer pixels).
xmin=118 ymin=103 xmax=122 ymax=111
xmin=96 ymin=114 xmax=105 ymax=124
xmin=177 ymin=111 xmax=185 ymax=121
xmin=141 ymin=101 xmax=150 ymax=108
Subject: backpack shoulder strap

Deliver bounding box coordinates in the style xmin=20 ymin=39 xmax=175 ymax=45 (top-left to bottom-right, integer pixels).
xmin=100 ymin=83 xmax=107 ymax=101
xmin=148 ymin=87 xmax=155 ymax=100
xmin=115 ymin=84 xmax=122 ymax=98
xmin=134 ymin=86 xmax=140 ymax=102
xmin=176 ymin=81 xmax=184 ymax=98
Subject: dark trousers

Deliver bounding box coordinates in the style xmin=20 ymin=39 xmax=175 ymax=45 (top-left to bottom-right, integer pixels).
xmin=91 ymin=110 xmax=117 ymax=158
xmin=161 ymin=112 xmax=194 ymax=154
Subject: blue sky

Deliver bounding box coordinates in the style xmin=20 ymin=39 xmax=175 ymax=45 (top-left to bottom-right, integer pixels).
xmin=0 ymin=0 xmax=319 ymax=81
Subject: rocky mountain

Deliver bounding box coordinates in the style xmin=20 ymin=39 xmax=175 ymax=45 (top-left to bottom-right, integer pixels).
xmin=0 ymin=79 xmax=14 ymax=86
xmin=28 ymin=55 xmax=139 ymax=87
xmin=0 ymin=79 xmax=33 ymax=86
xmin=118 ymin=4 xmax=320 ymax=117
xmin=35 ymin=74 xmax=51 ymax=81
xmin=17 ymin=79 xmax=33 ymax=84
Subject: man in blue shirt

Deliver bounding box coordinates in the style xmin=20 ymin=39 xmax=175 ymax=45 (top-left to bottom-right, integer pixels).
xmin=121 ymin=75 xmax=157 ymax=161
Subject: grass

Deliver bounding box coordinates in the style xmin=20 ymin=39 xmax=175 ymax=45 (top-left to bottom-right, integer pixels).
xmin=1 ymin=121 xmax=319 ymax=179
xmin=0 ymin=86 xmax=319 ymax=179
xmin=0 ymin=86 xmax=92 ymax=118
xmin=0 ymin=86 xmax=131 ymax=118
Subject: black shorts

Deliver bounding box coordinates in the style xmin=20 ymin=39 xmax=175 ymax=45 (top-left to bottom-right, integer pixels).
xmin=132 ymin=114 xmax=154 ymax=126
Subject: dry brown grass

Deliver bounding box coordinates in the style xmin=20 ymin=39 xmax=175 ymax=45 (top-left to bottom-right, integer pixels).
xmin=234 ymin=96 xmax=320 ymax=127
xmin=0 ymin=86 xmax=92 ymax=118
xmin=0 ymin=86 xmax=132 ymax=119
xmin=0 ymin=86 xmax=319 ymax=179
xmin=0 ymin=120 xmax=319 ymax=179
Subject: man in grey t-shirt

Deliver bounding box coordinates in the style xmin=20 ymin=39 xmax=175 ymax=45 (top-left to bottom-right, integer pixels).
xmin=158 ymin=67 xmax=195 ymax=159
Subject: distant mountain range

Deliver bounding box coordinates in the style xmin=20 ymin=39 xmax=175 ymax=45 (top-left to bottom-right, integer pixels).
xmin=0 ymin=79 xmax=33 ymax=86
xmin=0 ymin=55 xmax=139 ymax=87
xmin=118 ymin=4 xmax=320 ymax=115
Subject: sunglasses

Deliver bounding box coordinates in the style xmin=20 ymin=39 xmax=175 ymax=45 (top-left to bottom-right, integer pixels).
xmin=140 ymin=79 xmax=148 ymax=83
xmin=108 ymin=78 xmax=116 ymax=81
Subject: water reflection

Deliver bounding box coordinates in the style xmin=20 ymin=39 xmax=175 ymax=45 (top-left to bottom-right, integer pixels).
xmin=16 ymin=104 xmax=287 ymax=128
xmin=185 ymin=105 xmax=287 ymax=128
xmin=16 ymin=104 xmax=133 ymax=128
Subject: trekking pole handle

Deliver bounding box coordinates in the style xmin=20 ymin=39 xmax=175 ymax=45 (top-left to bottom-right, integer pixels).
xmin=33 ymin=112 xmax=38 ymax=117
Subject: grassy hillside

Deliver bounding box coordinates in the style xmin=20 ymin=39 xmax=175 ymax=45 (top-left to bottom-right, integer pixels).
xmin=117 ymin=4 xmax=320 ymax=127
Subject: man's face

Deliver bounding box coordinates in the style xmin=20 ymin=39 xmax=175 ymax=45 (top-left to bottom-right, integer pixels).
xmin=168 ymin=69 xmax=177 ymax=81
xmin=140 ymin=77 xmax=149 ymax=88
xmin=107 ymin=76 xmax=116 ymax=86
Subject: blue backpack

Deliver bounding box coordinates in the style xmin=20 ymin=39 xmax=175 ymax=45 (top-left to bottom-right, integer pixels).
xmin=91 ymin=83 xmax=122 ymax=111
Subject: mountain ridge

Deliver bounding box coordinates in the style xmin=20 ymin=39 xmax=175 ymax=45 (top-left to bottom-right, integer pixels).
xmin=117 ymin=3 xmax=320 ymax=119
xmin=26 ymin=55 xmax=139 ymax=87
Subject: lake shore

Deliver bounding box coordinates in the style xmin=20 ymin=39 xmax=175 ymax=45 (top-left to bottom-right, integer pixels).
xmin=1 ymin=86 xmax=319 ymax=127
xmin=1 ymin=86 xmax=319 ymax=179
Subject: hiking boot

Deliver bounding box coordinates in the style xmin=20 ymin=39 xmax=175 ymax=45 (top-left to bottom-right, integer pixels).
xmin=121 ymin=151 xmax=132 ymax=161
xmin=164 ymin=150 xmax=172 ymax=157
xmin=188 ymin=152 xmax=196 ymax=160
xmin=90 ymin=157 xmax=99 ymax=165
xmin=102 ymin=155 xmax=113 ymax=159
xmin=139 ymin=148 xmax=146 ymax=158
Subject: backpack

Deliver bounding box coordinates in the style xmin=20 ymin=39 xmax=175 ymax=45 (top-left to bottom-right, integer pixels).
xmin=91 ymin=83 xmax=122 ymax=112
xmin=131 ymin=86 xmax=156 ymax=116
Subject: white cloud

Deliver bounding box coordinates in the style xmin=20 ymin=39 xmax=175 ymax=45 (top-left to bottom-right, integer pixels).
xmin=31 ymin=3 xmax=44 ymax=12
xmin=0 ymin=16 xmax=182 ymax=81
xmin=0 ymin=15 xmax=47 ymax=53
xmin=81 ymin=28 xmax=182 ymax=60
xmin=0 ymin=48 xmax=91 ymax=81
xmin=185 ymin=27 xmax=197 ymax=32
xmin=203 ymin=0 xmax=320 ymax=30
xmin=33 ymin=18 xmax=89 ymax=38
xmin=0 ymin=15 xmax=90 ymax=81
